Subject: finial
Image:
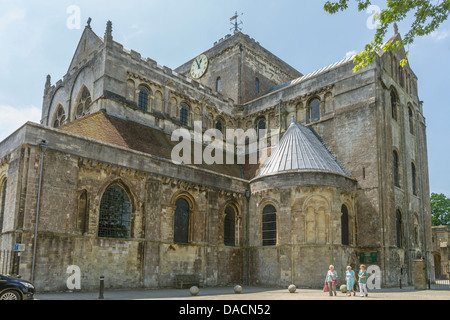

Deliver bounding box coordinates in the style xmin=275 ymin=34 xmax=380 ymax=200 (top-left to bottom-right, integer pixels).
xmin=230 ymin=11 xmax=243 ymax=34
xmin=45 ymin=75 xmax=51 ymax=94
xmin=394 ymin=23 xmax=399 ymax=35
xmin=291 ymin=115 xmax=295 ymax=123
xmin=105 ymin=20 xmax=113 ymax=43
xmin=86 ymin=17 xmax=92 ymax=29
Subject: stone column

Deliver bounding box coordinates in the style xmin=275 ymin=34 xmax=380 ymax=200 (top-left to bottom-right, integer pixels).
xmin=413 ymin=259 xmax=426 ymax=290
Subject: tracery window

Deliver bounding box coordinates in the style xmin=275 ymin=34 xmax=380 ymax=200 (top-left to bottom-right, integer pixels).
xmin=174 ymin=198 xmax=190 ymax=244
xmin=224 ymin=205 xmax=236 ymax=247
xmin=262 ymin=205 xmax=277 ymax=246
xmin=75 ymin=87 xmax=92 ymax=120
xmin=53 ymin=105 xmax=66 ymax=128
xmin=98 ymin=184 xmax=131 ymax=239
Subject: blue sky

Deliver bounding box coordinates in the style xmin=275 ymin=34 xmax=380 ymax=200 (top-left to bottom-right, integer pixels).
xmin=0 ymin=0 xmax=449 ymax=196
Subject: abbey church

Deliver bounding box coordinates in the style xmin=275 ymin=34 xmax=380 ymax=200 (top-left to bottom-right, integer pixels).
xmin=0 ymin=19 xmax=432 ymax=291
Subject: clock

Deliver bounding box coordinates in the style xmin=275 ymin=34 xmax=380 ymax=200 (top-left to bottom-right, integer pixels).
xmin=190 ymin=54 xmax=208 ymax=79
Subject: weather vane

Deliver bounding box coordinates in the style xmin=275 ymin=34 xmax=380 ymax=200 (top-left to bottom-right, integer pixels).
xmin=230 ymin=11 xmax=243 ymax=34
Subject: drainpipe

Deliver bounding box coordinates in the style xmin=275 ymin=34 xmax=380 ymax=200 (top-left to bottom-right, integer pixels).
xmin=245 ymin=189 xmax=251 ymax=286
xmin=31 ymin=140 xmax=48 ymax=283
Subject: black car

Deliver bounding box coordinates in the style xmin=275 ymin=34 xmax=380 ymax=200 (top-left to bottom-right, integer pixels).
xmin=0 ymin=274 xmax=35 ymax=300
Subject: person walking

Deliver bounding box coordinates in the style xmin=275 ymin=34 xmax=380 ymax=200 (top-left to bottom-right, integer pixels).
xmin=325 ymin=265 xmax=338 ymax=296
xmin=345 ymin=266 xmax=356 ymax=296
xmin=358 ymin=264 xmax=369 ymax=297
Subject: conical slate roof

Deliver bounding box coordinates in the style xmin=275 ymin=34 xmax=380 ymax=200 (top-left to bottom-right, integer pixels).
xmin=256 ymin=119 xmax=350 ymax=178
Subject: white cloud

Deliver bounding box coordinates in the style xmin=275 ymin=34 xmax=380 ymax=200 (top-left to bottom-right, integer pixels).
xmin=430 ymin=30 xmax=448 ymax=41
xmin=0 ymin=105 xmax=41 ymax=141
xmin=0 ymin=8 xmax=26 ymax=36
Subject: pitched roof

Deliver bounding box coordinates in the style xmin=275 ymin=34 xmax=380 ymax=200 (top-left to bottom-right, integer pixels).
xmin=60 ymin=111 xmax=244 ymax=179
xmin=256 ymin=119 xmax=350 ymax=178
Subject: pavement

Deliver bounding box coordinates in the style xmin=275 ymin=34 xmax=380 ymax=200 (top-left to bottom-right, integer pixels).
xmin=34 ymin=286 xmax=450 ymax=301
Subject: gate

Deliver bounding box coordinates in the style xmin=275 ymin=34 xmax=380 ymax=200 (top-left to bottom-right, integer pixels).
xmin=431 ymin=264 xmax=450 ymax=290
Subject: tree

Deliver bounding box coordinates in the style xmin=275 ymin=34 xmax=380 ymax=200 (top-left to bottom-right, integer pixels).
xmin=324 ymin=0 xmax=450 ymax=72
xmin=430 ymin=193 xmax=450 ymax=226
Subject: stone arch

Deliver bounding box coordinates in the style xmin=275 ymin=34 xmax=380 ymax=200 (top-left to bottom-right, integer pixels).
xmin=126 ymin=79 xmax=136 ymax=102
xmin=302 ymin=194 xmax=330 ymax=244
xmin=324 ymin=92 xmax=334 ymax=114
xmin=153 ymin=90 xmax=164 ymax=113
xmin=306 ymin=96 xmax=321 ymax=124
xmin=52 ymin=104 xmax=67 ymax=128
xmin=69 ymin=66 xmax=95 ymax=121
xmin=46 ymin=85 xmax=67 ymax=126
xmin=170 ymin=190 xmax=197 ymax=244
xmin=97 ymin=180 xmax=135 ymax=239
xmin=222 ymin=201 xmax=240 ymax=247
xmin=137 ymin=84 xmax=152 ymax=112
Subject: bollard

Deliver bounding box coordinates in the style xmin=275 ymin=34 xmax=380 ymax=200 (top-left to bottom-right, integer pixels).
xmin=98 ymin=276 xmax=105 ymax=299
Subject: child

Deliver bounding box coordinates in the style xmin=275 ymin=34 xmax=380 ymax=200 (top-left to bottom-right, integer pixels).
xmin=358 ymin=264 xmax=369 ymax=297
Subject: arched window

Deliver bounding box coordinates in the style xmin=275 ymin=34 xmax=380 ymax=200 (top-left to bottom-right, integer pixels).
xmin=257 ymin=118 xmax=266 ymax=131
xmin=215 ymin=119 xmax=223 ymax=133
xmin=98 ymin=184 xmax=131 ymax=239
xmin=75 ymin=87 xmax=92 ymax=120
xmin=180 ymin=104 xmax=189 ymax=127
xmin=393 ymin=150 xmax=400 ymax=187
xmin=307 ymin=98 xmax=320 ymax=124
xmin=391 ymin=90 xmax=398 ymax=121
xmin=216 ymin=77 xmax=221 ymax=92
xmin=53 ymin=105 xmax=66 ymax=128
xmin=255 ymin=78 xmax=260 ymax=93
xmin=398 ymin=66 xmax=404 ymax=87
xmin=0 ymin=179 xmax=6 ymax=233
xmin=408 ymin=107 xmax=414 ymax=135
xmin=138 ymin=88 xmax=149 ymax=111
xmin=174 ymin=198 xmax=190 ymax=244
xmin=224 ymin=205 xmax=236 ymax=247
xmin=411 ymin=162 xmax=417 ymax=196
xmin=262 ymin=205 xmax=277 ymax=246
xmin=341 ymin=205 xmax=349 ymax=246
xmin=396 ymin=209 xmax=402 ymax=248
xmin=77 ymin=190 xmax=89 ymax=234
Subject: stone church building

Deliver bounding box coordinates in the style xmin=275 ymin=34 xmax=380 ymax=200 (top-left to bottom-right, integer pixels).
xmin=0 ymin=20 xmax=432 ymax=292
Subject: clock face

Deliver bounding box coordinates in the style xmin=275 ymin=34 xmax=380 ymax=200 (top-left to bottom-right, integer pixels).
xmin=190 ymin=54 xmax=208 ymax=79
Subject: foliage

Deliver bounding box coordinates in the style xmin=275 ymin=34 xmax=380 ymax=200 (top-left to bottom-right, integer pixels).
xmin=430 ymin=193 xmax=450 ymax=226
xmin=324 ymin=0 xmax=450 ymax=72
